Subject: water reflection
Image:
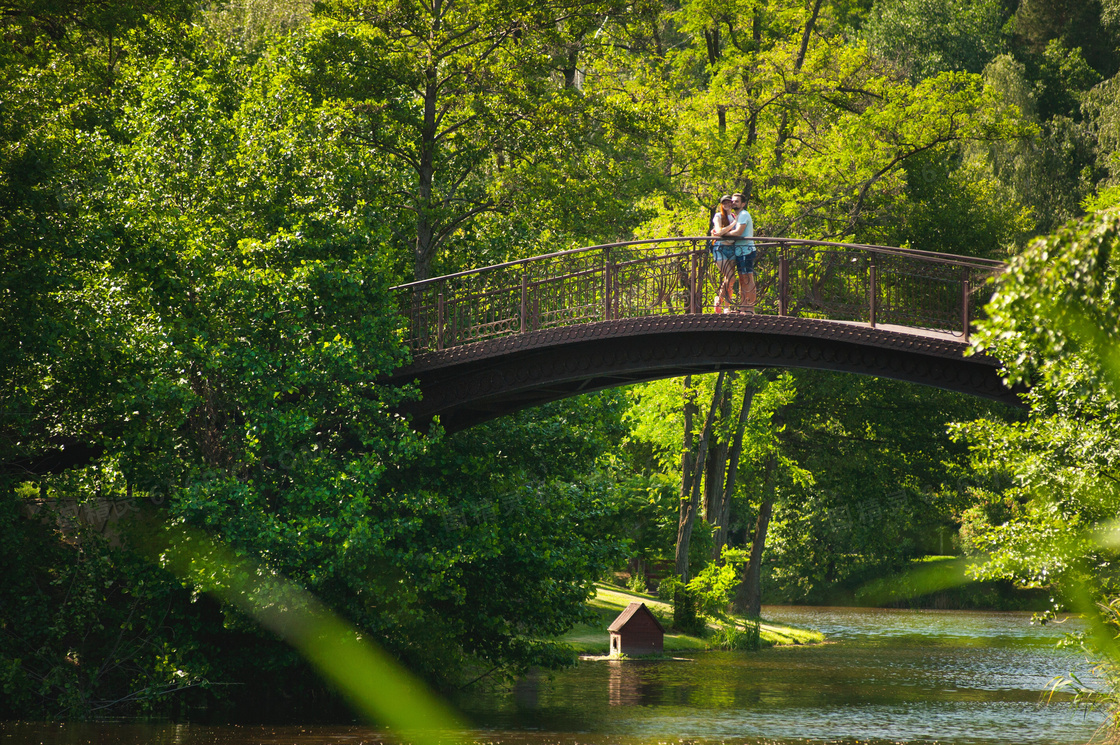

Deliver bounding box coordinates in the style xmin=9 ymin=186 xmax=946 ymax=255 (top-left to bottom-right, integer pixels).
xmin=457 ymin=606 xmax=1107 ymax=744
xmin=607 ymin=660 xmax=648 ymax=706
xmin=2 ymin=607 xmax=1109 ymax=745
xmin=511 ymin=675 xmax=541 ymax=711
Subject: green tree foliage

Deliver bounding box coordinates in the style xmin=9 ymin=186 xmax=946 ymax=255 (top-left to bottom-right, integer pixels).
xmin=892 ymin=152 xmax=1033 ymax=258
xmin=954 ymin=208 xmax=1120 ymax=593
xmin=1 ymin=0 xmax=196 ymax=78
xmin=201 ymin=0 xmax=314 ymax=59
xmin=766 ymin=370 xmax=1017 ymax=603
xmin=0 ymin=393 xmax=626 ymax=716
xmin=862 ymin=0 xmax=1008 ymax=81
xmin=952 ymin=207 xmax=1120 ymax=723
xmin=0 ymin=486 xmax=213 ymax=718
xmin=0 ymin=15 xmax=629 ymax=717
xmin=971 ymin=54 xmax=1081 ymax=235
xmin=1084 ymin=74 xmax=1120 ymax=205
xmin=687 ymin=546 xmax=749 ymax=617
xmin=622 ymin=364 xmax=1019 ymax=609
xmin=1011 ymin=0 xmax=1120 ymax=79
xmin=0 ymin=0 xmax=203 ymax=491
xmin=297 ymin=0 xmax=668 ymax=279
xmin=622 ymin=0 xmax=1029 ymax=245
xmin=961 ymin=2 xmax=1120 ymax=237
xmin=364 ymin=393 xmax=629 ymax=682
xmin=624 ymin=371 xmax=801 ymax=606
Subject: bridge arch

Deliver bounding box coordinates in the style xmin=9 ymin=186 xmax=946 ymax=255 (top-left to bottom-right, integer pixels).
xmin=387 ymin=238 xmax=1020 ymax=432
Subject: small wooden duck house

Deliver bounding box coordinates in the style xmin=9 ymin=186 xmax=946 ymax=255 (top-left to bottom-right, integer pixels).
xmin=608 ymin=602 xmax=664 ymax=656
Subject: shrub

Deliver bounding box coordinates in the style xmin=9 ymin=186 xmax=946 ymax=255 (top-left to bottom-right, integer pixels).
xmin=657 ymin=574 xmax=683 ymax=602
xmin=708 ymin=620 xmax=761 ymax=651
xmin=672 ymin=586 xmax=705 ymax=636
xmin=686 ymin=547 xmax=749 ymax=618
xmin=627 ymin=569 xmax=649 ymax=594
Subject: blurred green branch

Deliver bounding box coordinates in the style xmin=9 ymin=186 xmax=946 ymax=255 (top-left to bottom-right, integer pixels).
xmin=157 ymin=526 xmax=464 ymax=744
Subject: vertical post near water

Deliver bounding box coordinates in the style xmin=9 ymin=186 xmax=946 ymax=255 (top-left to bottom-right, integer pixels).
xmin=689 ymin=249 xmax=698 ymax=314
xmin=436 ymin=291 xmax=445 ymax=351
xmin=603 ymin=247 xmax=613 ymax=321
xmin=869 ymin=259 xmax=878 ymax=329
xmin=520 ymin=272 xmax=528 ymax=333
xmin=961 ymin=270 xmax=971 ymax=343
xmin=779 ymin=248 xmax=789 ymax=317
xmin=450 ymin=296 xmax=457 ymax=346
xmin=411 ymin=290 xmax=424 ymax=349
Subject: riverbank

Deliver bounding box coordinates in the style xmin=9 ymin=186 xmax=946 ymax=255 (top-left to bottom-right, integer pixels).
xmin=560 ymin=583 xmax=823 ymax=654
xmin=823 ymin=556 xmax=1050 ymax=610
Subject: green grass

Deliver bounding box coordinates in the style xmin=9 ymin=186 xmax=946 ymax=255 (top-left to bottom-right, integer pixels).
xmin=559 ymin=583 xmax=824 ymax=654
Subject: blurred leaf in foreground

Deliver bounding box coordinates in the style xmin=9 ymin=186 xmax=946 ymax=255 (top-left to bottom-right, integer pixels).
xmin=158 ymin=526 xmax=464 ymax=744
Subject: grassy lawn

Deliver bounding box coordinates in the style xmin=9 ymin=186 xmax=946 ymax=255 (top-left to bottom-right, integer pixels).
xmin=559 ymin=583 xmax=824 ymax=654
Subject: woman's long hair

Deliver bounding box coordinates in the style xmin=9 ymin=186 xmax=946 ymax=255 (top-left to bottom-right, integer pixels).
xmin=712 ymin=202 xmax=732 ymax=231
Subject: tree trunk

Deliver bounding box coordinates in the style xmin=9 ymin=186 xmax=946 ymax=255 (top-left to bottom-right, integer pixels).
xmin=703 ymin=438 xmax=724 ymax=523
xmin=796 ymin=0 xmax=825 ymax=71
xmin=675 ymin=372 xmax=725 ymax=582
xmin=737 ymin=7 xmax=765 ymax=201
xmin=415 ymin=64 xmax=439 ymax=281
xmin=562 ymin=47 xmax=580 ymax=89
xmin=704 ymin=374 xmax=734 ymax=523
xmin=733 ymin=452 xmax=776 ymax=618
xmin=674 ymin=375 xmax=698 ymax=580
xmin=770 ymin=0 xmax=823 ymax=179
xmin=704 ymin=25 xmax=720 ymax=67
xmin=712 ymin=377 xmax=756 ymax=560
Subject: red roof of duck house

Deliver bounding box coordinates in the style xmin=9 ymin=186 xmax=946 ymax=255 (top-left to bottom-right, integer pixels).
xmin=608 ymin=602 xmax=665 ymax=633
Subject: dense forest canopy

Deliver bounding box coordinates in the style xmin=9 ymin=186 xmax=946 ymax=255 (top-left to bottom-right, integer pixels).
xmin=2 ymin=0 xmax=1120 ymax=726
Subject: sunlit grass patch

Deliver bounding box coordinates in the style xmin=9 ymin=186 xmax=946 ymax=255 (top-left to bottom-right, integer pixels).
xmin=759 ymin=623 xmax=824 ymax=645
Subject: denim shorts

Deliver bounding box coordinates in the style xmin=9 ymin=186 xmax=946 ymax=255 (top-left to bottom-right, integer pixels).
xmin=735 ymin=249 xmax=756 ymax=275
xmin=710 ymin=243 xmax=736 ymax=263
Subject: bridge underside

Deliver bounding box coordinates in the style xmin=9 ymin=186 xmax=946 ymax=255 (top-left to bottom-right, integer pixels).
xmin=386 ymin=315 xmax=1023 ymax=433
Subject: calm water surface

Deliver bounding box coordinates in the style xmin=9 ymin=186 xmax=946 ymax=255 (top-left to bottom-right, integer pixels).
xmin=2 ymin=606 xmax=1108 ymax=745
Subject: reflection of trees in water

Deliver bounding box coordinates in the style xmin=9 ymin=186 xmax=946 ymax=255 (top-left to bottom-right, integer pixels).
xmin=512 ymin=673 xmax=540 ymax=710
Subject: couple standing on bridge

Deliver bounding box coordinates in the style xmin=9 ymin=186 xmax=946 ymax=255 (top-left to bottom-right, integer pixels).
xmin=710 ymin=192 xmax=757 ymax=314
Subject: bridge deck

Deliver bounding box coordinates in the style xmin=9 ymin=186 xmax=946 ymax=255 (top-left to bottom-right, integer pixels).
xmin=389 ymin=314 xmax=1017 ymax=432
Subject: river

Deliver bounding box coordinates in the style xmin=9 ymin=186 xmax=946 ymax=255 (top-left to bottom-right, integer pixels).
xmin=1 ymin=606 xmax=1108 ymax=745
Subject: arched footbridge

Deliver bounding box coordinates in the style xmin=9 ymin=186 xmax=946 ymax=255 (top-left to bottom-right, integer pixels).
xmin=386 ymin=238 xmax=1021 ymax=432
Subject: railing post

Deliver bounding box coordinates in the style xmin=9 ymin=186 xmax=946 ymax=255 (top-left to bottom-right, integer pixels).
xmin=779 ymin=248 xmax=789 ymax=317
xmin=436 ymin=292 xmax=445 ymax=351
xmin=603 ymin=247 xmax=613 ymax=321
xmin=449 ymin=297 xmax=457 ymax=346
xmin=412 ymin=290 xmax=424 ymax=349
xmin=868 ymin=260 xmax=878 ymax=329
xmin=520 ymin=272 xmax=528 ymax=333
xmin=962 ymin=271 xmax=971 ymax=343
xmin=689 ymin=248 xmax=698 ymax=314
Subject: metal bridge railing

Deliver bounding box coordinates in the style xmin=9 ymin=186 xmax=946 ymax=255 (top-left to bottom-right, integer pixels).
xmin=392 ymin=237 xmax=1005 ymax=356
